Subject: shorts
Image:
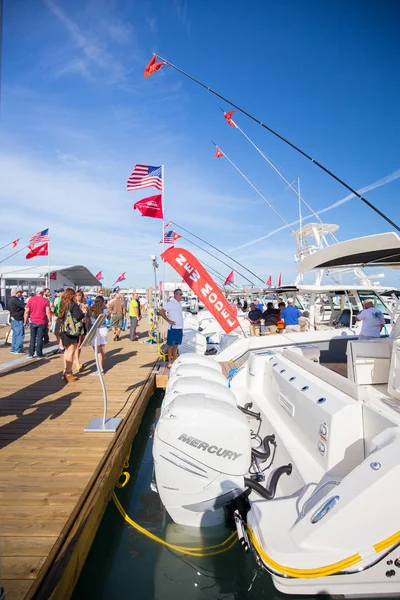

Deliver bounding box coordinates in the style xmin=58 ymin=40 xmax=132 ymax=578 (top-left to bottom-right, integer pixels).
xmin=62 ymin=333 xmax=80 ymax=348
xmin=111 ymin=315 xmax=123 ymax=329
xmin=167 ymin=328 xmax=183 ymax=346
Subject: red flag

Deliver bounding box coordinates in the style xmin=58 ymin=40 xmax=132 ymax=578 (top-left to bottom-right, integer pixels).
xmin=214 ymin=147 xmax=224 ymax=158
xmin=144 ymin=55 xmax=167 ymax=78
xmin=161 ymin=247 xmax=240 ymax=334
xmin=223 ymin=110 xmax=237 ymax=128
xmin=95 ymin=271 xmax=103 ymax=280
xmin=116 ymin=272 xmax=126 ymax=282
xmin=266 ymin=275 xmax=272 ymax=287
xmin=277 ymin=273 xmax=282 ymax=287
xmin=223 ymin=270 xmax=235 ymax=286
xmin=164 ymin=220 xmax=172 ymax=228
xmin=11 ymin=238 xmax=20 ymax=248
xmin=133 ymin=194 xmax=164 ymax=219
xmin=26 ymin=242 xmax=49 ymax=259
xmin=50 ymin=272 xmax=57 ymax=280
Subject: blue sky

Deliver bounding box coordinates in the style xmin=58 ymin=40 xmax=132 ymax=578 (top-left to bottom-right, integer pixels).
xmin=1 ymin=0 xmax=399 ymax=288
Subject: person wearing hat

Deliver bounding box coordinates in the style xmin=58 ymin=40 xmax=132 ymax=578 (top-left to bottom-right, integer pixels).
xmin=280 ymin=298 xmax=301 ymax=333
xmin=356 ymin=299 xmax=385 ymax=338
xmin=24 ymin=287 xmax=51 ymax=358
xmin=7 ymin=287 xmax=25 ymax=354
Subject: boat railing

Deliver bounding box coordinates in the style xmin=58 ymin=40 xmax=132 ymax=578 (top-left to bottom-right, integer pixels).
xmin=301 ymin=480 xmax=340 ymax=518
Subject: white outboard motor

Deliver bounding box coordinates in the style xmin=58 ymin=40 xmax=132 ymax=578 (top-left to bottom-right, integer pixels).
xmin=153 ymin=394 xmax=252 ymax=527
xmin=166 ymin=364 xmax=227 ymax=393
xmin=172 ymin=353 xmax=222 ymax=373
xmin=162 ymin=377 xmax=236 ymax=412
xmin=180 ymin=329 xmax=207 ymax=355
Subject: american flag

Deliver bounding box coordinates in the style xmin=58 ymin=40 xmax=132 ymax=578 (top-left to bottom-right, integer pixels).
xmin=127 ymin=165 xmax=163 ymax=191
xmin=29 ymin=228 xmax=49 ymax=245
xmin=160 ymin=230 xmax=181 ymax=245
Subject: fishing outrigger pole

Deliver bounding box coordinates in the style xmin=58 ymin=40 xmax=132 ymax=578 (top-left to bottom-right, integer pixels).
xmin=152 ymin=54 xmax=400 ymax=233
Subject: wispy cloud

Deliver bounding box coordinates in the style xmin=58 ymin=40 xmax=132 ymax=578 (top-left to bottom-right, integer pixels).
xmin=43 ymin=0 xmax=133 ymax=83
xmin=230 ymin=169 xmax=400 ymax=252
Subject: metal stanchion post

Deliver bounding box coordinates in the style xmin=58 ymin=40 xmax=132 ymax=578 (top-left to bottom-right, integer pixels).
xmin=82 ymin=314 xmax=122 ymax=433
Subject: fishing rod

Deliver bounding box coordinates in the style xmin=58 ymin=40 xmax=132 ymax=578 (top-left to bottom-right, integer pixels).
xmin=178 ymin=234 xmax=255 ymax=286
xmin=172 ymin=221 xmax=265 ymax=285
xmin=212 ymin=142 xmax=295 ymax=234
xmin=219 ymin=108 xmax=339 ymax=245
xmin=155 ymin=54 xmax=400 ymax=233
xmin=199 ymin=258 xmax=241 ymax=289
xmin=0 ymin=245 xmax=30 ymax=265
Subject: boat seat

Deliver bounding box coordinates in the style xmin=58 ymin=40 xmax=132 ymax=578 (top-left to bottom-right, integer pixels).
xmin=347 ymin=339 xmax=391 ymax=385
xmin=281 ymin=348 xmax=367 ymax=402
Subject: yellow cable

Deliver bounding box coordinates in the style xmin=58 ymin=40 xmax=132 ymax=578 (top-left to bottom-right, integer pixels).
xmin=112 ymin=451 xmax=237 ymax=557
xmin=111 ymin=491 xmax=237 ymax=556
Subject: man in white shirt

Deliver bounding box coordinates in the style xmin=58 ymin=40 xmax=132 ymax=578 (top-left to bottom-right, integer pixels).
xmin=356 ymin=299 xmax=385 ymax=338
xmin=160 ymin=288 xmax=184 ymax=368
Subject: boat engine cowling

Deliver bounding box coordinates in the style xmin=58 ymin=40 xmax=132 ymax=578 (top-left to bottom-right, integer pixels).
xmin=153 ymin=394 xmax=252 ymax=527
xmin=162 ymin=377 xmax=236 ymax=412
xmin=166 ymin=364 xmax=227 ymax=393
xmin=171 ymin=353 xmax=222 ymax=373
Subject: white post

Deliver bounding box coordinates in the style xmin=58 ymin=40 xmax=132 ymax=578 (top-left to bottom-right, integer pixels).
xmin=161 ymin=164 xmax=166 ymax=342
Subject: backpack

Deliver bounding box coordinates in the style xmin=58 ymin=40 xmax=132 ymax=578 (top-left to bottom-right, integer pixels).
xmin=62 ymin=303 xmax=84 ymax=336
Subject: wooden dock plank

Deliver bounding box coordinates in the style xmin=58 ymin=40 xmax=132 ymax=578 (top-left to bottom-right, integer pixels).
xmin=0 ymin=323 xmax=158 ymax=600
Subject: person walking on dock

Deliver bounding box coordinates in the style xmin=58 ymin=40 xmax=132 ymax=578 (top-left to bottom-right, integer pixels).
xmin=88 ymin=296 xmax=110 ymax=375
xmin=160 ymin=289 xmax=184 ymax=368
xmin=129 ymin=293 xmax=141 ymax=341
xmin=7 ymin=287 xmax=25 ymax=354
xmin=24 ymin=287 xmax=51 ymax=359
xmin=58 ymin=288 xmax=84 ymax=382
xmin=108 ymin=293 xmax=126 ymax=341
xmin=280 ymin=298 xmax=301 ymax=333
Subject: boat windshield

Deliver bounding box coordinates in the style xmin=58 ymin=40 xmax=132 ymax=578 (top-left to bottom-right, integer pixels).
xmin=358 ymin=291 xmax=390 ymax=316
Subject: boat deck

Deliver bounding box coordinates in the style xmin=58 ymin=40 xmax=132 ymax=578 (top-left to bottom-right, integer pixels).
xmin=0 ymin=324 xmax=158 ymax=600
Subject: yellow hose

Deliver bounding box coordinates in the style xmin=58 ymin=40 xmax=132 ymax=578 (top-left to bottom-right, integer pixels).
xmin=112 ymin=450 xmax=237 ymax=557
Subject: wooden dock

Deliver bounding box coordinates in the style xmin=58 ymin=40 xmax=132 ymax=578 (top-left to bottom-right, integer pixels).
xmin=0 ymin=324 xmax=159 ymax=600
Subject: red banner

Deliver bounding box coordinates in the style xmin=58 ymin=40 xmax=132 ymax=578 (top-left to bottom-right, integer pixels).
xmin=161 ymin=247 xmax=240 ymax=334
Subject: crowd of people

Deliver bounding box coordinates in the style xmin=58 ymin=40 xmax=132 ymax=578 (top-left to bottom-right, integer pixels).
xmin=245 ymin=298 xmax=303 ymax=335
xmin=6 ymin=287 xmax=147 ymax=383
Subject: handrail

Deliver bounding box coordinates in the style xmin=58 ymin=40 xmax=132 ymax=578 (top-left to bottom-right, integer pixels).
xmin=301 ymin=480 xmax=340 ymax=517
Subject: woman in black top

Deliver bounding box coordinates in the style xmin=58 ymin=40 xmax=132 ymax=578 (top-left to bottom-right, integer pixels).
xmin=58 ymin=288 xmax=84 ymax=383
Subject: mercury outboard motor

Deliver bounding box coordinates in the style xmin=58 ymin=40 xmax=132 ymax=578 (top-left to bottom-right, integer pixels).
xmin=153 ymin=394 xmax=252 ymax=527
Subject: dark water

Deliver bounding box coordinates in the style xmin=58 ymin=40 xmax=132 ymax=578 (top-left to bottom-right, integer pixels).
xmin=72 ymin=391 xmax=286 ymax=600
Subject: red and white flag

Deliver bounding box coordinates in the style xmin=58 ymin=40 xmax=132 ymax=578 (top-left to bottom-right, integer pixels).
xmin=277 ymin=273 xmax=282 ymax=287
xmin=266 ymin=275 xmax=272 ymax=287
xmin=29 ymin=228 xmax=49 ymax=246
xmin=223 ymin=270 xmax=235 ymax=286
xmin=133 ymin=195 xmax=164 ymax=219
xmin=127 ymin=165 xmax=162 ymax=191
xmin=95 ymin=271 xmax=103 ymax=280
xmin=160 ymin=230 xmax=181 ymax=245
xmin=214 ymin=147 xmax=224 ymax=158
xmin=144 ymin=55 xmax=167 ymax=79
xmin=26 ymin=242 xmax=49 ymax=260
xmin=223 ymin=110 xmax=237 ymax=128
xmin=161 ymin=247 xmax=240 ymax=334
xmin=11 ymin=238 xmax=20 ymax=248
xmin=116 ymin=272 xmax=126 ymax=282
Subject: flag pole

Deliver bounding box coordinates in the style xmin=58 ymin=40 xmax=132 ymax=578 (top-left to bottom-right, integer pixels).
xmin=47 ymin=233 xmax=51 ymax=289
xmin=161 ymin=164 xmax=166 ymax=342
